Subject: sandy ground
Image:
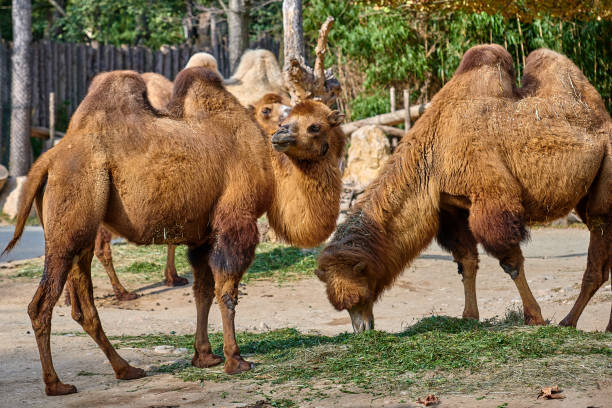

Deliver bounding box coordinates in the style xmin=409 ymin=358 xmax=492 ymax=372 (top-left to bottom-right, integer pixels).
xmin=0 ymin=227 xmax=610 ymax=407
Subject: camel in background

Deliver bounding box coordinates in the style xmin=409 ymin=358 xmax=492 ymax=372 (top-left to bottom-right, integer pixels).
xmin=315 ymin=44 xmax=610 ymax=333
xmin=5 ymin=67 xmax=346 ymax=395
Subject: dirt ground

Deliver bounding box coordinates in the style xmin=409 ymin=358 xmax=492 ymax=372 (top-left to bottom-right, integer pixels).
xmin=0 ymin=227 xmax=610 ymax=407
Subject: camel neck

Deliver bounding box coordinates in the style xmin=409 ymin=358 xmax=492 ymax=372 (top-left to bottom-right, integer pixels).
xmin=266 ymin=149 xmax=341 ymax=248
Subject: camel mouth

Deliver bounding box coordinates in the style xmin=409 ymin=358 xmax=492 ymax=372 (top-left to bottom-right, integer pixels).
xmin=271 ymin=128 xmax=296 ymax=152
xmin=348 ymin=306 xmax=374 ymax=333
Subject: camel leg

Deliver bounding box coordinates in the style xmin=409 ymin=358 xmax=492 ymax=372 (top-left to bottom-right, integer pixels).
xmin=94 ymin=227 xmax=138 ymax=301
xmin=188 ymin=243 xmax=223 ymax=368
xmin=436 ymin=208 xmax=480 ymax=320
xmin=164 ymin=244 xmax=189 ymax=287
xmin=69 ymin=247 xmax=146 ymax=380
xmin=469 ymin=198 xmax=545 ymax=325
xmin=209 ymin=209 xmax=259 ymax=374
xmin=28 ymin=250 xmax=78 ymax=396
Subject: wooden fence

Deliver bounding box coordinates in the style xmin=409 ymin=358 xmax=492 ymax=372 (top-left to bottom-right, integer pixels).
xmin=0 ymin=36 xmax=280 ymax=165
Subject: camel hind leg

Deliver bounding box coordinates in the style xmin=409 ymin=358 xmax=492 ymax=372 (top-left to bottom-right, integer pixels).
xmin=68 ymin=248 xmax=146 ymax=379
xmin=436 ymin=208 xmax=480 ymax=320
xmin=561 ymin=150 xmax=611 ymax=330
xmin=164 ymin=244 xmax=189 ymax=286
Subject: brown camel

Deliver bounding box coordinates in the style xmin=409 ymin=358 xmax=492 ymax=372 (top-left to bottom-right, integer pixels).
xmin=5 ymin=67 xmax=346 ymax=395
xmin=314 ymin=44 xmax=610 ymax=333
xmin=225 ymin=49 xmax=289 ymax=106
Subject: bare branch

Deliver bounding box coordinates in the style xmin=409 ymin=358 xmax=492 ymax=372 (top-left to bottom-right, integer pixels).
xmin=217 ymin=0 xmax=229 ymax=14
xmin=47 ymin=0 xmax=66 ymax=17
xmin=314 ymin=16 xmax=334 ymax=93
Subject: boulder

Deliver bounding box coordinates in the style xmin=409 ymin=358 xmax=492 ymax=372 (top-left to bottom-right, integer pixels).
xmin=0 ymin=176 xmax=28 ymax=218
xmin=342 ymin=125 xmax=391 ymax=191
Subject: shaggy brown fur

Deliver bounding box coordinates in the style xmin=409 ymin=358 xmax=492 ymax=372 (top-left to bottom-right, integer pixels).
xmin=225 ymin=49 xmax=289 ymax=106
xmin=315 ymin=44 xmax=611 ymax=333
xmin=248 ymin=93 xmax=291 ymax=135
xmin=5 ymin=67 xmax=346 ymax=395
xmin=140 ymin=72 xmax=173 ymax=110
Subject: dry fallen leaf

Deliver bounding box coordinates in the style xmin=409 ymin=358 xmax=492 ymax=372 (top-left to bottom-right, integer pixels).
xmin=537 ymin=385 xmax=566 ymax=400
xmin=416 ymin=394 xmax=440 ymax=406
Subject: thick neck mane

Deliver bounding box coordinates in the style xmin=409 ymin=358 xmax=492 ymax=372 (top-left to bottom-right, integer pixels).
xmin=266 ymin=127 xmax=345 ymax=248
xmin=321 ymin=110 xmax=442 ymax=299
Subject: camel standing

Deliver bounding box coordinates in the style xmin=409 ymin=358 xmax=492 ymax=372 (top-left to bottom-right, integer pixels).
xmin=5 ymin=67 xmax=346 ymax=395
xmin=314 ymin=45 xmax=610 ymax=333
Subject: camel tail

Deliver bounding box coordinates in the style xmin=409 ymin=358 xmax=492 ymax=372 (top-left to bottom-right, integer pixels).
xmin=2 ymin=154 xmax=50 ymax=255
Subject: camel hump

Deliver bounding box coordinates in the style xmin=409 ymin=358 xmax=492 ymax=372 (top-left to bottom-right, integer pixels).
xmin=70 ymin=71 xmax=158 ymax=130
xmin=185 ymin=52 xmax=219 ymax=74
xmin=454 ymin=44 xmax=515 ymax=78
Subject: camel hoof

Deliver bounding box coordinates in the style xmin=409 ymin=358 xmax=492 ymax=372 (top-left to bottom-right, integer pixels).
xmin=115 ymin=365 xmax=146 ymax=380
xmin=164 ymin=275 xmax=189 ymax=287
xmin=116 ymin=292 xmax=139 ymax=301
xmin=525 ymin=314 xmax=546 ymax=326
xmin=558 ymin=317 xmax=576 ymax=328
xmin=192 ymin=352 xmax=223 ymax=368
xmin=45 ymin=381 xmax=77 ymax=396
xmin=223 ymin=357 xmax=254 ymax=374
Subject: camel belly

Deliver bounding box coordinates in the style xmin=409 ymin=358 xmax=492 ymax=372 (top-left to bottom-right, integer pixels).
xmin=504 ymin=133 xmax=605 ymax=223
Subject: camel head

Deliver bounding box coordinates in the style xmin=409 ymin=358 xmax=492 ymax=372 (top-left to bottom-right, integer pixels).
xmin=248 ymin=93 xmax=291 ymax=136
xmin=313 ymin=215 xmax=392 ymax=333
xmin=271 ymin=100 xmax=344 ymax=161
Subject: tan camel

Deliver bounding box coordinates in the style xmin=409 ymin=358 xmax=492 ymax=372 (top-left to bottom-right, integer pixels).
xmin=248 ymin=93 xmax=292 ymax=135
xmin=314 ymin=44 xmax=610 ymax=333
xmin=225 ymin=49 xmax=289 ymax=106
xmin=5 ymin=67 xmax=346 ymax=395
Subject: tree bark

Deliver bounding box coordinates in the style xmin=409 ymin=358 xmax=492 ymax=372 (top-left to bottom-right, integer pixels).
xmin=226 ymin=0 xmax=250 ymax=73
xmin=10 ymin=0 xmax=33 ymax=177
xmin=282 ymin=0 xmax=304 ymax=66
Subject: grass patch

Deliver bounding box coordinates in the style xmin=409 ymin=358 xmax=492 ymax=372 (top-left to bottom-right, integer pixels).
xmin=244 ymin=243 xmax=318 ymax=283
xmin=113 ymin=316 xmax=612 ymax=396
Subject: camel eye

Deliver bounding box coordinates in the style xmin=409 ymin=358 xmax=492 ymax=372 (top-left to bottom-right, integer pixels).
xmin=307 ymin=124 xmax=321 ymax=133
xmin=262 ymin=107 xmax=271 ymax=116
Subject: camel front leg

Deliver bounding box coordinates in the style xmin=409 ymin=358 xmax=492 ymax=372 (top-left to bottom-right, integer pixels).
xmin=164 ymin=245 xmax=189 ymax=286
xmin=188 ymin=244 xmax=223 ymax=368
xmin=69 ymin=248 xmax=145 ymax=380
xmin=95 ymin=227 xmax=138 ymax=301
xmin=209 ymin=210 xmax=259 ymax=374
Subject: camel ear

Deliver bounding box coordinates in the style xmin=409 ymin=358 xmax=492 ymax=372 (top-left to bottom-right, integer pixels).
xmin=314 ymin=268 xmax=327 ymax=282
xmin=327 ymin=110 xmax=345 ymax=127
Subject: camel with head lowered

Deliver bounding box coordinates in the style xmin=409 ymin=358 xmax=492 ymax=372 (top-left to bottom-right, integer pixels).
xmin=5 ymin=67 xmax=346 ymax=395
xmin=315 ymin=44 xmax=611 ymax=333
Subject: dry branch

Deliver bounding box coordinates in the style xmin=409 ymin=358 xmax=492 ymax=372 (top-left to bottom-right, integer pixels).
xmin=282 ymin=12 xmax=340 ymax=105
xmin=341 ymin=103 xmax=430 ymax=135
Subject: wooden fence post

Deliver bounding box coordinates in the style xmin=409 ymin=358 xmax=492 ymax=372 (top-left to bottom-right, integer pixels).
xmin=404 ymin=88 xmax=411 ymax=133
xmin=44 ymin=92 xmax=55 ymax=152
xmin=390 ymin=87 xmax=396 ymax=113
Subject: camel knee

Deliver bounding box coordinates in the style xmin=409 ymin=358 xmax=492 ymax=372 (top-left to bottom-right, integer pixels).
xmin=215 ymin=279 xmax=239 ymax=311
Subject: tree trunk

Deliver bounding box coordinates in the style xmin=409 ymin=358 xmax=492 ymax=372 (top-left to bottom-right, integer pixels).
xmin=9 ymin=0 xmax=32 ymax=177
xmin=227 ymin=0 xmax=250 ymax=74
xmin=282 ymin=0 xmax=304 ymax=66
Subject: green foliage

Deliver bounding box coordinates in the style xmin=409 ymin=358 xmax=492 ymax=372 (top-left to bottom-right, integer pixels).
xmin=303 ymin=1 xmax=612 ymax=119
xmin=114 ymin=316 xmax=612 ymax=394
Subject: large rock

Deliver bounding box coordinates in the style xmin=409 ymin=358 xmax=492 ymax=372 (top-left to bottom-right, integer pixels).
xmin=0 ymin=176 xmax=28 ymax=218
xmin=342 ymin=125 xmax=391 ymax=191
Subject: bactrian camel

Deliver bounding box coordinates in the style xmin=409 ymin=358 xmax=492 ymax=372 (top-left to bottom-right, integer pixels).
xmin=315 ymin=44 xmax=611 ymax=333
xmin=5 ymin=67 xmax=346 ymax=395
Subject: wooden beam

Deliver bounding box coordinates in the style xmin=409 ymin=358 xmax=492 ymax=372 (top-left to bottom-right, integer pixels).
xmin=341 ymin=103 xmax=430 ymax=135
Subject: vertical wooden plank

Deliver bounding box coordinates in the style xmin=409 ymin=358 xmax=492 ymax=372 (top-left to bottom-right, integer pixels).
xmin=145 ymin=47 xmax=153 ymax=72
xmin=45 ymin=92 xmax=55 ymax=151
xmin=115 ymin=45 xmax=123 ymax=71
xmin=171 ymin=46 xmax=179 ymax=79
xmin=155 ymin=49 xmax=163 ymax=74
xmin=390 ymin=87 xmax=396 ymax=113
xmin=57 ymin=43 xmax=66 ymax=119
xmin=66 ymin=42 xmax=75 ymax=117
xmin=161 ymin=46 xmax=171 ymax=78
xmin=37 ymin=41 xmax=46 ymax=128
xmin=0 ymin=41 xmax=7 ymax=157
xmin=31 ymin=42 xmax=40 ymax=126
xmin=71 ymin=44 xmax=78 ymax=114
xmin=107 ymin=44 xmax=115 ymax=71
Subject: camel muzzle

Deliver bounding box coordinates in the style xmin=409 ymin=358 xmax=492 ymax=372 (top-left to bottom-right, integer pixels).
xmin=271 ymin=127 xmax=296 ymax=152
xmin=348 ymin=304 xmax=374 ymax=333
